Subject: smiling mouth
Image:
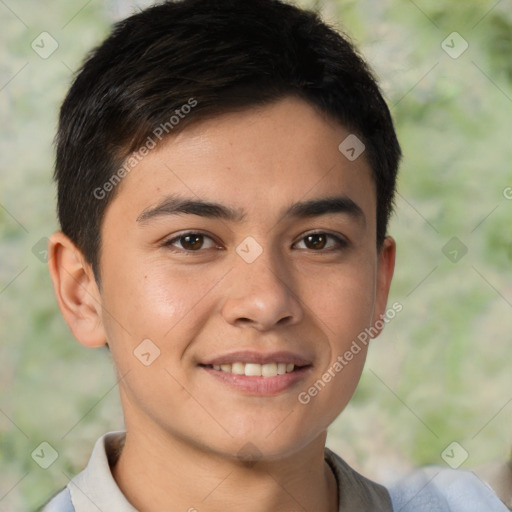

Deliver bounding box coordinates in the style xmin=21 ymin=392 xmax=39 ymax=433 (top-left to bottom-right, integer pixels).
xmin=201 ymin=362 xmax=300 ymax=378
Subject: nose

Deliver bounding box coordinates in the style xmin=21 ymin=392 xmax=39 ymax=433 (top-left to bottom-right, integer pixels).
xmin=221 ymin=248 xmax=304 ymax=331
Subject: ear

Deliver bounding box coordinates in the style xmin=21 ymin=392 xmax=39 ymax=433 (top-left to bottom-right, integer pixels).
xmin=48 ymin=231 xmax=107 ymax=348
xmin=371 ymin=236 xmax=396 ymax=337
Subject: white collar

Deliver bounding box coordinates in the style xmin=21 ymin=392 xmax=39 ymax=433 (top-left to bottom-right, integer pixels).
xmin=68 ymin=431 xmax=136 ymax=511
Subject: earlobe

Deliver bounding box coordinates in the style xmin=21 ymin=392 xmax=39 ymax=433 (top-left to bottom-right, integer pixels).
xmin=48 ymin=231 xmax=107 ymax=348
xmin=371 ymin=236 xmax=396 ymax=337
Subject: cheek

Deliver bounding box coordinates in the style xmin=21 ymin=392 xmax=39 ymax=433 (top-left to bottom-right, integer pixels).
xmin=299 ymin=260 xmax=377 ymax=342
xmin=99 ymin=253 xmax=223 ymax=359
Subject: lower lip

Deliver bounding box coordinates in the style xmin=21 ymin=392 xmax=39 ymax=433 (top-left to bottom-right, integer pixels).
xmin=201 ymin=366 xmax=311 ymax=395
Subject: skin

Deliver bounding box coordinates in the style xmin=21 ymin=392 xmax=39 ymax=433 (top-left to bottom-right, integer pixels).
xmin=48 ymin=96 xmax=395 ymax=512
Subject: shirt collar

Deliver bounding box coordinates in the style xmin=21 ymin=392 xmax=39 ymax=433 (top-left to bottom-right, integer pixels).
xmin=68 ymin=431 xmax=136 ymax=512
xmin=68 ymin=431 xmax=392 ymax=512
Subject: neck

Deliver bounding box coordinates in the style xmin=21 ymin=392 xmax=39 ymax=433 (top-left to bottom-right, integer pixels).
xmin=112 ymin=423 xmax=338 ymax=512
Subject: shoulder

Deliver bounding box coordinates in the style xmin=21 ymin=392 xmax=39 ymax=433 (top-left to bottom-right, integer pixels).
xmin=325 ymin=448 xmax=393 ymax=511
xmin=38 ymin=431 xmax=127 ymax=512
xmin=388 ymin=466 xmax=511 ymax=512
xmin=39 ymin=487 xmax=75 ymax=512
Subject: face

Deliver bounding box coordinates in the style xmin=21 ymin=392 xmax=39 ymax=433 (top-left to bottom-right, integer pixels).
xmin=92 ymin=96 xmax=394 ymax=459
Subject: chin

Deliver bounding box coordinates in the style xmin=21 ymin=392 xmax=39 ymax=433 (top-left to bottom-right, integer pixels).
xmin=203 ymin=422 xmax=323 ymax=463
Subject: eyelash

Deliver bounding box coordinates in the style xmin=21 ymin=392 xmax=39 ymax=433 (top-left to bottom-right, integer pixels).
xmin=162 ymin=230 xmax=348 ymax=253
xmin=162 ymin=230 xmax=221 ymax=253
xmin=294 ymin=231 xmax=348 ymax=251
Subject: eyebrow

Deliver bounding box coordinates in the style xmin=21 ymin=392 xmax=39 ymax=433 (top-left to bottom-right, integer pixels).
xmin=136 ymin=195 xmax=246 ymax=223
xmin=285 ymin=197 xmax=365 ymax=225
xmin=136 ymin=194 xmax=365 ymax=226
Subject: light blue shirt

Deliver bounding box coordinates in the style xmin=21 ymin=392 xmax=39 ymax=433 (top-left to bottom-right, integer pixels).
xmin=389 ymin=465 xmax=510 ymax=511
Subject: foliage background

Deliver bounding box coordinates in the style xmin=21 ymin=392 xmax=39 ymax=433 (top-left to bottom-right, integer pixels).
xmin=1 ymin=0 xmax=511 ymax=509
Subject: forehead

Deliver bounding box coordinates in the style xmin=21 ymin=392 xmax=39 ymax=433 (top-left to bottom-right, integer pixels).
xmin=105 ymin=96 xmax=376 ymax=226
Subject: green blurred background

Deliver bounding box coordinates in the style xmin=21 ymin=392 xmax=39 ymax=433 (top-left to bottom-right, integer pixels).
xmin=1 ymin=0 xmax=511 ymax=509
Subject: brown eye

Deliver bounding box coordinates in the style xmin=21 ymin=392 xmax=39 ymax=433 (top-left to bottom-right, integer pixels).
xmin=165 ymin=232 xmax=218 ymax=252
xmin=304 ymin=233 xmax=327 ymax=250
xmin=180 ymin=234 xmax=204 ymax=250
xmin=294 ymin=232 xmax=347 ymax=251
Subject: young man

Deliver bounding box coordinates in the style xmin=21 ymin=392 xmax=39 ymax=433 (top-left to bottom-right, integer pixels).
xmin=43 ymin=0 xmax=510 ymax=510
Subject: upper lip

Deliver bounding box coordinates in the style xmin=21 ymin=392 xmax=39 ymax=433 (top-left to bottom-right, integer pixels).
xmin=201 ymin=351 xmax=313 ymax=367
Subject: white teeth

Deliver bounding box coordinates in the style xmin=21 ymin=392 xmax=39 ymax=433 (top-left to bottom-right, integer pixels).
xmin=211 ymin=362 xmax=296 ymax=377
xmin=245 ymin=363 xmax=262 ymax=376
xmin=231 ymin=362 xmax=245 ymax=375
xmin=277 ymin=363 xmax=287 ymax=375
xmin=261 ymin=363 xmax=278 ymax=377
